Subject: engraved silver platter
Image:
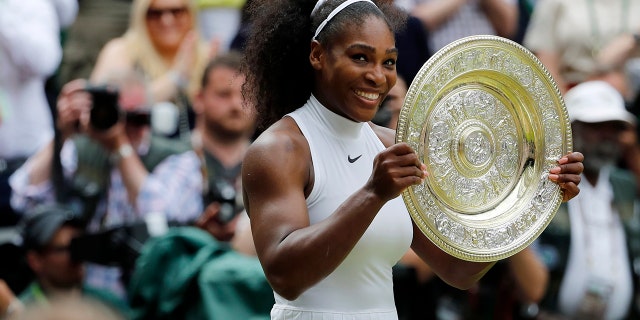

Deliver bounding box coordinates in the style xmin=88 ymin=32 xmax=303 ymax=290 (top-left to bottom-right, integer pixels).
xmin=395 ymin=35 xmax=572 ymax=262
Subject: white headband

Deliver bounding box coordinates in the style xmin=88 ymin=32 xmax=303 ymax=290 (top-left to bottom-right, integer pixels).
xmin=312 ymin=0 xmax=377 ymax=40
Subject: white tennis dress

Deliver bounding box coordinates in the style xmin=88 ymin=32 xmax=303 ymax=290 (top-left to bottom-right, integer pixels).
xmin=271 ymin=95 xmax=414 ymax=319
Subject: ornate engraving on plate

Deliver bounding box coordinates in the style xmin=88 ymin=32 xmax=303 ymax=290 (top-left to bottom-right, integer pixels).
xmin=395 ymin=36 xmax=572 ymax=262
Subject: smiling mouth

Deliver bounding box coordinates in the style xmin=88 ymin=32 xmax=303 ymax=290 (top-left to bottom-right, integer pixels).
xmin=354 ymin=90 xmax=380 ymax=101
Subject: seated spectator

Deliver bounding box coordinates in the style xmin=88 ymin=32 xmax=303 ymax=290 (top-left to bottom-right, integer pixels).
xmin=91 ymin=0 xmax=215 ymax=140
xmin=523 ymin=0 xmax=640 ymax=98
xmin=15 ymin=204 xmax=130 ymax=318
xmin=536 ymin=81 xmax=640 ymax=319
xmin=196 ymin=0 xmax=246 ymax=53
xmin=0 ymin=0 xmax=76 ymax=226
xmin=127 ymin=51 xmax=271 ymax=320
xmin=397 ymin=0 xmax=519 ymax=54
xmin=9 ymin=71 xmax=204 ymax=297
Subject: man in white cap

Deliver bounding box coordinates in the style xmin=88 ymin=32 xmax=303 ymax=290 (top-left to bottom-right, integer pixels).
xmin=535 ymin=80 xmax=640 ymax=320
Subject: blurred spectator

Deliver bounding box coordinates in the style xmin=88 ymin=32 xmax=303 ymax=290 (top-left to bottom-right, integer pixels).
xmin=0 ymin=0 xmax=77 ymax=226
xmin=127 ymin=52 xmax=271 ymax=319
xmin=91 ymin=0 xmax=216 ymax=141
xmin=372 ymin=74 xmax=408 ymax=129
xmin=396 ymin=0 xmax=519 ymax=54
xmin=57 ymin=0 xmax=132 ymax=87
xmin=535 ymin=81 xmax=640 ymax=319
xmin=228 ymin=0 xmax=254 ymax=52
xmin=523 ymin=0 xmax=640 ymax=99
xmin=9 ymin=71 xmax=204 ymax=297
xmin=190 ymin=51 xmax=256 ymax=242
xmin=15 ymin=204 xmax=130 ymax=318
xmin=395 ymin=246 xmax=548 ymax=320
xmin=197 ymin=0 xmax=246 ymax=53
xmin=381 ymin=1 xmax=432 ymax=84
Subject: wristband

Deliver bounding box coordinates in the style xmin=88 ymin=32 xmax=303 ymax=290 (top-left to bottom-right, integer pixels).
xmin=110 ymin=143 xmax=134 ymax=163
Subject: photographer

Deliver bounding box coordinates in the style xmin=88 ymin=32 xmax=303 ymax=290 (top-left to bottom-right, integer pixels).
xmin=126 ymin=52 xmax=272 ymax=320
xmin=12 ymin=204 xmax=130 ymax=318
xmin=8 ymin=71 xmax=204 ymax=297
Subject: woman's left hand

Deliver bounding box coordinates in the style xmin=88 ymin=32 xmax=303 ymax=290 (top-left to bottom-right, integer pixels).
xmin=548 ymin=152 xmax=584 ymax=202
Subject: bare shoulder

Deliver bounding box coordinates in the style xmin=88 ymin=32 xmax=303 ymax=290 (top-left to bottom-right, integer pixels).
xmin=243 ymin=117 xmax=311 ymax=188
xmin=368 ymin=122 xmax=396 ymax=148
xmin=91 ymin=37 xmax=133 ymax=82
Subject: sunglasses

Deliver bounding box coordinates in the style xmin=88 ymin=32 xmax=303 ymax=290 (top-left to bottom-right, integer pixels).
xmin=146 ymin=6 xmax=189 ymax=20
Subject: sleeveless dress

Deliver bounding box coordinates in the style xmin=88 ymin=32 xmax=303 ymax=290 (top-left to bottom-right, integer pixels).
xmin=270 ymin=95 xmax=414 ymax=320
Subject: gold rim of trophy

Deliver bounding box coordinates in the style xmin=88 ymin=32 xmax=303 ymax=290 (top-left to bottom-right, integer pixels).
xmin=395 ymin=35 xmax=572 ymax=262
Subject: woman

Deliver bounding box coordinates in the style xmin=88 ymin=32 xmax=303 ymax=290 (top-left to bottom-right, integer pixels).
xmin=91 ymin=0 xmax=213 ymax=138
xmin=241 ymin=0 xmax=584 ymax=319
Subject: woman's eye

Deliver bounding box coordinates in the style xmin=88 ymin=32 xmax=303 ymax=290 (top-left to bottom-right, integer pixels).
xmin=384 ymin=58 xmax=397 ymax=66
xmin=352 ymin=54 xmax=367 ymax=62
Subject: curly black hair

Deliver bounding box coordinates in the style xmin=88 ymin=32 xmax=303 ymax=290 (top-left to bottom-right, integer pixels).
xmin=242 ymin=0 xmax=406 ymax=130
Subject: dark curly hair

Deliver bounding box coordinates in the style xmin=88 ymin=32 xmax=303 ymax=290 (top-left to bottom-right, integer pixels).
xmin=242 ymin=0 xmax=406 ymax=130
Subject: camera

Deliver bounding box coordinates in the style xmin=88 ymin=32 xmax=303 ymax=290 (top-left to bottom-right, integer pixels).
xmin=86 ymin=85 xmax=152 ymax=131
xmin=86 ymin=85 xmax=121 ymax=131
xmin=203 ymin=180 xmax=241 ymax=224
xmin=69 ymin=221 xmax=149 ymax=271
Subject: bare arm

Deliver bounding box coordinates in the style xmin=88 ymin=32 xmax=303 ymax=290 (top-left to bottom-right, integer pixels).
xmin=480 ymin=0 xmax=519 ymax=39
xmin=508 ymin=247 xmax=548 ymax=303
xmin=243 ymin=119 xmax=426 ymax=300
xmin=412 ymin=0 xmax=467 ymax=31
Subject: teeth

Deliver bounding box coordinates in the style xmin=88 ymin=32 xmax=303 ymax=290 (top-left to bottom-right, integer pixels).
xmin=355 ymin=90 xmax=379 ymax=100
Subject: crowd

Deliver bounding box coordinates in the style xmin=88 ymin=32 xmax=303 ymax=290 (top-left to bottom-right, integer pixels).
xmin=0 ymin=0 xmax=637 ymax=319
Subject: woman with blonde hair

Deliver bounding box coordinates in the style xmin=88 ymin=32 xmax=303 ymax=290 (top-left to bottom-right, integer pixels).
xmin=91 ymin=0 xmax=215 ymax=138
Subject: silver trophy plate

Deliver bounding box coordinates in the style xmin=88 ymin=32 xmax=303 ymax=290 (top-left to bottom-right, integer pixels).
xmin=395 ymin=35 xmax=572 ymax=262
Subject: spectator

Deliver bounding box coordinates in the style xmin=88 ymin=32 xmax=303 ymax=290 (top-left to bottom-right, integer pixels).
xmin=127 ymin=52 xmax=271 ymax=319
xmin=190 ymin=51 xmax=256 ymax=241
xmin=91 ymin=0 xmax=215 ymax=141
xmin=536 ymin=81 xmax=640 ymax=319
xmin=15 ymin=204 xmax=130 ymax=318
xmin=372 ymin=74 xmax=408 ymax=129
xmin=197 ymin=0 xmax=247 ymax=53
xmin=0 ymin=0 xmax=77 ymax=226
xmin=523 ymin=0 xmax=640 ymax=98
xmin=9 ymin=71 xmax=204 ymax=297
xmin=397 ymin=0 xmax=519 ymax=54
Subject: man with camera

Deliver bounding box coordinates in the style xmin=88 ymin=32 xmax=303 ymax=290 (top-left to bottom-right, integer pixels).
xmin=126 ymin=52 xmax=272 ymax=320
xmin=8 ymin=71 xmax=204 ymax=297
xmin=9 ymin=204 xmax=130 ymax=318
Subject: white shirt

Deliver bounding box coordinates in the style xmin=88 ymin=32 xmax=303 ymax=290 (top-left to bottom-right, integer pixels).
xmin=0 ymin=0 xmax=72 ymax=158
xmin=271 ymin=96 xmax=413 ymax=319
xmin=559 ymin=167 xmax=633 ymax=320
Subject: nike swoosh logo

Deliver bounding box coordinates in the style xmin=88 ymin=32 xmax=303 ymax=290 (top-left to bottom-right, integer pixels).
xmin=348 ymin=154 xmax=362 ymax=163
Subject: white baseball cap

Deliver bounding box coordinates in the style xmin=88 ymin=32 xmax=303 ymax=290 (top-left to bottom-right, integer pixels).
xmin=563 ymin=80 xmax=636 ymax=125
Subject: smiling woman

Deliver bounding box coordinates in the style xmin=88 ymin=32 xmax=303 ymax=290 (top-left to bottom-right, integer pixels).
xmin=240 ymin=1 xmax=585 ymax=319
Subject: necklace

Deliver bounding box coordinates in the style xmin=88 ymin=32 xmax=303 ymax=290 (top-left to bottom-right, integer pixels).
xmin=585 ymin=0 xmax=631 ymax=57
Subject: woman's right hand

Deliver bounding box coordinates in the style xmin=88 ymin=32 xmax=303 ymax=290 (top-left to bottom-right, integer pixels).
xmin=56 ymin=79 xmax=91 ymax=140
xmin=366 ymin=142 xmax=427 ymax=202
